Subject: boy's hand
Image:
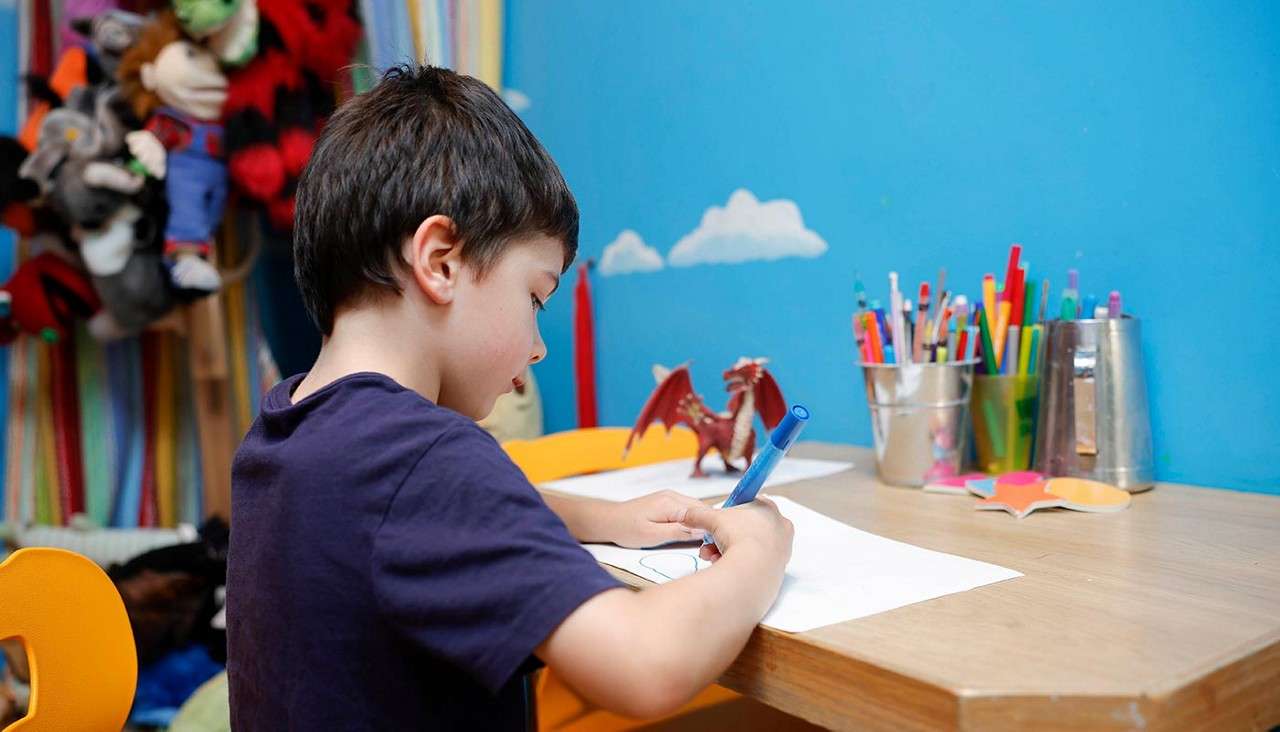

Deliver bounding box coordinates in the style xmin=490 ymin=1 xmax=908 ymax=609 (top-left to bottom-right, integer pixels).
xmin=603 ymin=491 xmax=708 ymax=548
xmin=682 ymin=496 xmax=794 ymax=564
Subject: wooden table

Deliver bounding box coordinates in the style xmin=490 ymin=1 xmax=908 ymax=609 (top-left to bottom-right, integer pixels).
xmin=603 ymin=444 xmax=1280 ymax=731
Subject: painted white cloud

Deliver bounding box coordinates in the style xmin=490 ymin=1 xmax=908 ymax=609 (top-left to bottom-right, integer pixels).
xmin=668 ymin=189 xmax=827 ymax=267
xmin=598 ymin=230 xmax=665 ymax=276
xmin=502 ymin=88 xmax=531 ymax=112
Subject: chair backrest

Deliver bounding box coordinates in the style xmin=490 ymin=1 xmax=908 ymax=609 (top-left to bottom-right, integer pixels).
xmin=504 ymin=424 xmax=697 ymax=483
xmin=0 ymin=547 xmax=138 ymax=732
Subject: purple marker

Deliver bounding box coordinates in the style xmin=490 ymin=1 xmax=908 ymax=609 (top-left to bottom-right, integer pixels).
xmin=1068 ymin=269 xmax=1081 ymax=317
xmin=1107 ymin=290 xmax=1122 ymax=318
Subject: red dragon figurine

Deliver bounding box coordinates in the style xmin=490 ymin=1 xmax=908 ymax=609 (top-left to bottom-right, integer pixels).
xmin=626 ymin=357 xmax=787 ymax=477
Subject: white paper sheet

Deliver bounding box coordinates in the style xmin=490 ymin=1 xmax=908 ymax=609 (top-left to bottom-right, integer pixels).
xmin=539 ymin=457 xmax=853 ymax=502
xmin=585 ymin=496 xmax=1022 ymax=632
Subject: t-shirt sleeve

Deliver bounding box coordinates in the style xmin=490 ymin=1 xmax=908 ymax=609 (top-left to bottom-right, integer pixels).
xmin=370 ymin=422 xmax=623 ymax=693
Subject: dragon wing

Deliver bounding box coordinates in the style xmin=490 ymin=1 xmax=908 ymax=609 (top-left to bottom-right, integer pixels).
xmin=754 ymin=369 xmax=788 ymax=430
xmin=625 ymin=364 xmax=706 ymax=455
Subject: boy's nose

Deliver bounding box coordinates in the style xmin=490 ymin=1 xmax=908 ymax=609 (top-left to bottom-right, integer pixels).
xmin=530 ymin=328 xmax=547 ymax=364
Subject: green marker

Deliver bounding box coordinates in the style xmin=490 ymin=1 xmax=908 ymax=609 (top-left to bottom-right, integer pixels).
xmin=977 ymin=306 xmax=998 ymax=375
xmin=1060 ymin=296 xmax=1077 ymax=321
xmin=1022 ymin=279 xmax=1038 ymax=325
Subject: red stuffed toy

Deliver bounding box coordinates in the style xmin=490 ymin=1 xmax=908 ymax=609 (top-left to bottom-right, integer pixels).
xmin=222 ymin=0 xmax=361 ymax=230
xmin=0 ymin=253 xmax=102 ymax=344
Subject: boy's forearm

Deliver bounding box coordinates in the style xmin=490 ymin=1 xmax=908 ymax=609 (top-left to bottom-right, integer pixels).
xmin=539 ymin=491 xmax=616 ymax=543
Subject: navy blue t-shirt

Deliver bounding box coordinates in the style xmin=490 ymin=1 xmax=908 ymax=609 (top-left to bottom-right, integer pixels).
xmin=227 ymin=372 xmax=621 ymax=730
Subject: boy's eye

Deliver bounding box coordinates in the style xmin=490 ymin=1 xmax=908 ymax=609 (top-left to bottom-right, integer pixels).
xmin=531 ymin=295 xmax=546 ymax=312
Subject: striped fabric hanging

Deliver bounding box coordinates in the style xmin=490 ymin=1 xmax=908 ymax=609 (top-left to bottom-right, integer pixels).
xmin=363 ymin=0 xmax=503 ymax=91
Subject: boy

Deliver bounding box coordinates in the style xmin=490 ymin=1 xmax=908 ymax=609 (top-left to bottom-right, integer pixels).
xmin=227 ymin=65 xmax=794 ymax=730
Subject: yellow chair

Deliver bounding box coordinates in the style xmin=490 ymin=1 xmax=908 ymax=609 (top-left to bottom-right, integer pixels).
xmin=504 ymin=424 xmax=744 ymax=732
xmin=0 ymin=548 xmax=138 ymax=732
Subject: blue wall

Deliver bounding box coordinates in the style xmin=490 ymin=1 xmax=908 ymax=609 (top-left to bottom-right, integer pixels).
xmin=506 ymin=1 xmax=1280 ymax=492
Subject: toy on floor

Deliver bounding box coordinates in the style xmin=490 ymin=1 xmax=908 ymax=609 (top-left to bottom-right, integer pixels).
xmin=119 ymin=11 xmax=229 ymax=294
xmin=626 ymin=357 xmax=787 ymax=478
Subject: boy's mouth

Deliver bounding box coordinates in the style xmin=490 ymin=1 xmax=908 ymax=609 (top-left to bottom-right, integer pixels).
xmin=512 ymin=376 xmax=526 ymax=394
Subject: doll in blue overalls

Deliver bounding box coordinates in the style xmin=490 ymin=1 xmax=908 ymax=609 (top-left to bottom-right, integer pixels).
xmin=120 ymin=15 xmax=229 ymax=294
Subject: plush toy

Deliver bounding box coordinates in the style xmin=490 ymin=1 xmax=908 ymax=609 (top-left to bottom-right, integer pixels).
xmin=172 ymin=0 xmax=260 ymax=68
xmin=69 ymin=10 xmax=149 ymax=85
xmin=626 ymin=358 xmax=788 ymax=477
xmin=18 ymin=84 xmax=137 ymax=199
xmin=119 ymin=11 xmax=229 ymax=295
xmin=78 ymin=184 xmax=181 ymax=340
xmin=0 ymin=252 xmax=102 ymax=344
xmin=222 ymin=0 xmax=361 ymax=230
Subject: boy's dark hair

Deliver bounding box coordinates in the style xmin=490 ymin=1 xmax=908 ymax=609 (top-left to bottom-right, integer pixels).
xmin=293 ymin=64 xmax=579 ymax=334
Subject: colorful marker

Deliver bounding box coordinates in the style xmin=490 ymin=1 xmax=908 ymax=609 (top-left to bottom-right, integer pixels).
xmin=1108 ymin=290 xmax=1122 ymax=318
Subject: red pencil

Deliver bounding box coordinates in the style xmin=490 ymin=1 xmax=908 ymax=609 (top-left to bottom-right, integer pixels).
xmin=1001 ymin=243 xmax=1022 ymax=303
xmin=1009 ymin=265 xmax=1026 ymax=327
xmin=956 ymin=328 xmax=970 ymax=361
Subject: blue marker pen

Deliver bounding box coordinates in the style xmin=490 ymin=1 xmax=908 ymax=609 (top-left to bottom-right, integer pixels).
xmin=704 ymin=405 xmax=810 ymax=547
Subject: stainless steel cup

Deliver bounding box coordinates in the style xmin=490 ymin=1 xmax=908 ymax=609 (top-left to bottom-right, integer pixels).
xmin=1034 ymin=316 xmax=1154 ymax=492
xmin=859 ymin=361 xmax=977 ymax=486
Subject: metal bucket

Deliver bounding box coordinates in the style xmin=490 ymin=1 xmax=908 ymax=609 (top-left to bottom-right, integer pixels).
xmin=1034 ymin=316 xmax=1154 ymax=492
xmin=859 ymin=361 xmax=977 ymax=486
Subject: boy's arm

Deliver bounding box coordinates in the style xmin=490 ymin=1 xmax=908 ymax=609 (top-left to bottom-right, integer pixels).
xmin=540 ymin=490 xmax=707 ymax=548
xmin=536 ymin=499 xmax=793 ymax=719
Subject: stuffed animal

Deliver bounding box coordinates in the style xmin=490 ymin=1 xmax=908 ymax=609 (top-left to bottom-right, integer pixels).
xmin=222 ymin=0 xmax=361 ymax=230
xmin=119 ymin=11 xmax=229 ymax=295
xmin=172 ymin=0 xmax=260 ymax=67
xmin=18 ymin=84 xmax=136 ymax=198
xmin=69 ymin=9 xmax=149 ymax=84
xmin=0 ymin=252 xmax=102 ymax=344
xmin=77 ymin=178 xmax=181 ymax=340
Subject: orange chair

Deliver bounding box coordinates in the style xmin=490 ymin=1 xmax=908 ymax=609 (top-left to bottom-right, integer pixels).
xmin=0 ymin=548 xmax=138 ymax=732
xmin=504 ymin=425 xmax=743 ymax=732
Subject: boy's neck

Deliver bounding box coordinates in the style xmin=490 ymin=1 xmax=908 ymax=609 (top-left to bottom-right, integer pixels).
xmin=293 ymin=304 xmax=442 ymax=405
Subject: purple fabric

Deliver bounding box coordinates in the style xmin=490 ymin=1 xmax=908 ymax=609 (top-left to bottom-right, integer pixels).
xmin=227 ymin=372 xmax=621 ymax=730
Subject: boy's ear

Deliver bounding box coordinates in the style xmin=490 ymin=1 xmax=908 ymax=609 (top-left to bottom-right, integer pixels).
xmin=407 ymin=214 xmax=462 ymax=305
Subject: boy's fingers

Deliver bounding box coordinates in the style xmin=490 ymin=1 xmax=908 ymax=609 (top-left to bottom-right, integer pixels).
xmin=648 ymin=523 xmax=705 ymax=545
xmin=678 ymin=504 xmax=720 ymax=531
xmin=654 ymin=497 xmax=703 ymax=523
xmin=699 ymin=543 xmax=721 ymax=562
xmin=678 ymin=524 xmax=706 ymax=540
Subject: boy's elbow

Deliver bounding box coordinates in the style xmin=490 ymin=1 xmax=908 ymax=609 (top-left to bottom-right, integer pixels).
xmin=610 ymin=645 xmax=705 ymax=718
xmin=609 ymin=677 xmax=696 ymax=719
